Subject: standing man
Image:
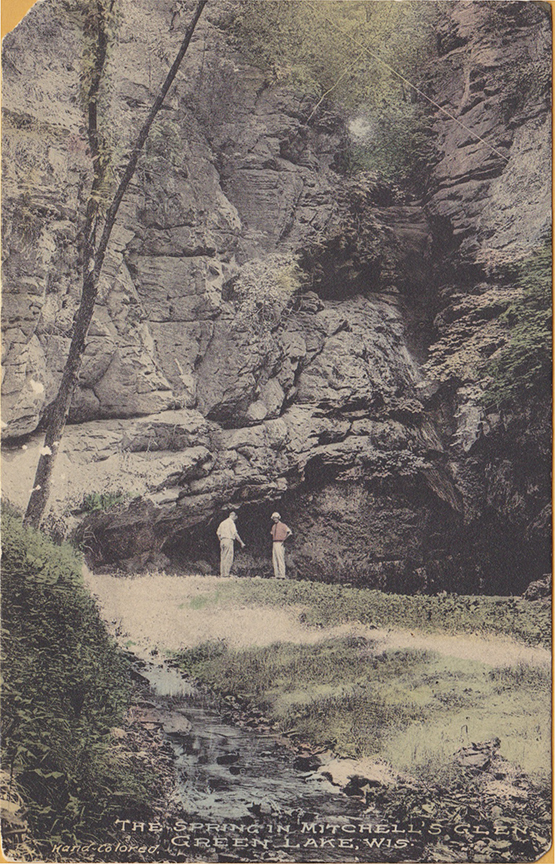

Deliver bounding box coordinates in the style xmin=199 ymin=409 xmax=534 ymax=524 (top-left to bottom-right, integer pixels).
xmin=270 ymin=512 xmax=292 ymax=579
xmin=216 ymin=511 xmax=245 ymax=578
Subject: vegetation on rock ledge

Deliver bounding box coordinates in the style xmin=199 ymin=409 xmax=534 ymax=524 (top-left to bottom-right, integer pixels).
xmin=482 ymin=240 xmax=552 ymax=410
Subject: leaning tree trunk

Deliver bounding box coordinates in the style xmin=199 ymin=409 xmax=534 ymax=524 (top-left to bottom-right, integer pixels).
xmin=24 ymin=0 xmax=208 ymax=528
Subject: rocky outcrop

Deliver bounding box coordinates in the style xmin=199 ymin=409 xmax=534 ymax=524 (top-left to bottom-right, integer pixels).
xmin=426 ymin=1 xmax=551 ymax=269
xmin=417 ymin=0 xmax=552 ymax=594
xmin=2 ymin=0 xmax=551 ymax=592
xmin=1 ymin=0 xmax=428 ymax=436
xmin=4 ymin=287 xmax=452 ymax=581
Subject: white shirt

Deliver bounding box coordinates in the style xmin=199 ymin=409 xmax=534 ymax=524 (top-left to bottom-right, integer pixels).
xmin=217 ymin=517 xmax=238 ymax=541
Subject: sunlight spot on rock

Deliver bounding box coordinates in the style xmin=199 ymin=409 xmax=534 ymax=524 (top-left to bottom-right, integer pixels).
xmin=29 ymin=379 xmax=45 ymax=394
xmin=348 ymin=116 xmax=376 ymax=143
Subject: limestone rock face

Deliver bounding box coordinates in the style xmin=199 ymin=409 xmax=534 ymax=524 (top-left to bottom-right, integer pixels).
xmin=1 ymin=0 xmax=551 ymax=591
xmin=420 ymin=0 xmax=552 ymax=592
xmin=427 ymin=1 xmax=551 ymax=267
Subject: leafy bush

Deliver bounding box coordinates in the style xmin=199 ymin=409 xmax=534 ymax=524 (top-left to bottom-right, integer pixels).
xmin=227 ymin=253 xmax=306 ymax=331
xmin=339 ymin=103 xmax=436 ymax=185
xmin=81 ymin=490 xmax=127 ymax=512
xmin=482 ymin=241 xmax=552 ymax=409
xmin=1 ymin=510 xmax=150 ymax=846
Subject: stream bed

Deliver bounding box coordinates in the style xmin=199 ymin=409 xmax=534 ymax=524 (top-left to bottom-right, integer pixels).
xmin=133 ymin=661 xmax=413 ymax=862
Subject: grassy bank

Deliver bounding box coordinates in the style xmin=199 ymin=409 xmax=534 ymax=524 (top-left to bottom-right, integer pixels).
xmin=176 ymin=576 xmax=551 ymax=648
xmin=173 ymin=578 xmax=551 ymax=784
xmin=172 ymin=576 xmax=551 ymax=861
xmin=176 ymin=636 xmax=550 ymax=782
xmin=1 ymin=510 xmax=153 ymax=852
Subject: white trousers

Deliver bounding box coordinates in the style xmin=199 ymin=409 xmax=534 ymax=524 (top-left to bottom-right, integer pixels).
xmin=220 ymin=539 xmax=234 ymax=578
xmin=272 ymin=541 xmax=286 ymax=578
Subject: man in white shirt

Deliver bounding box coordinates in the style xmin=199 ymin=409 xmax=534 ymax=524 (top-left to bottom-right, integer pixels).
xmin=216 ymin=511 xmax=245 ymax=578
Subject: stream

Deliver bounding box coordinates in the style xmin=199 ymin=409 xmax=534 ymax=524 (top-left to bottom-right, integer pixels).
xmin=132 ymin=661 xmax=411 ymax=862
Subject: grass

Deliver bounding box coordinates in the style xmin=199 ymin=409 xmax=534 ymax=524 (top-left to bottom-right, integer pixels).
xmin=172 ymin=577 xmax=551 ymax=792
xmin=174 ymin=627 xmax=552 ymax=861
xmin=175 ymin=635 xmax=550 ymax=782
xmin=173 ymin=577 xmax=551 ymax=648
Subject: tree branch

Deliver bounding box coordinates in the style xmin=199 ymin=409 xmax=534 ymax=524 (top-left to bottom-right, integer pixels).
xmin=24 ymin=0 xmax=208 ymax=528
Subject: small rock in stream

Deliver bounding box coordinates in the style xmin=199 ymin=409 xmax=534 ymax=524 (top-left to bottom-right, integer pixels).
xmin=293 ymin=754 xmax=322 ymax=772
xmin=216 ymin=751 xmax=240 ymax=765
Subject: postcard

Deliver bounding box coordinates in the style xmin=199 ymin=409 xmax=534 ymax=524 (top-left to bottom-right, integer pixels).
xmin=1 ymin=1 xmax=552 ymax=862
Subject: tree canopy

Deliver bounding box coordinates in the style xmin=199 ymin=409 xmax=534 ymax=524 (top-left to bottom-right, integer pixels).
xmin=230 ymin=1 xmax=440 ymax=180
xmin=232 ymin=1 xmax=439 ymax=106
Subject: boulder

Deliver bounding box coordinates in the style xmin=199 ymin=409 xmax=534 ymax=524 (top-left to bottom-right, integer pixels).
xmin=522 ymin=575 xmax=551 ymax=601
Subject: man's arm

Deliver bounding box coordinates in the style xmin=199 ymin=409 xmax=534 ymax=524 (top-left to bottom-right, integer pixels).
xmin=235 ymin=531 xmax=245 ymax=548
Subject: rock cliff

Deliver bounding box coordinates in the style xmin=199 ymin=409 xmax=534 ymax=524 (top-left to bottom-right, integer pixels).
xmin=421 ymin=0 xmax=552 ymax=593
xmin=2 ymin=0 xmax=551 ymax=592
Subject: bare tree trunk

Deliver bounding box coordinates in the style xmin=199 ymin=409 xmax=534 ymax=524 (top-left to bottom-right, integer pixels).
xmin=24 ymin=0 xmax=208 ymax=528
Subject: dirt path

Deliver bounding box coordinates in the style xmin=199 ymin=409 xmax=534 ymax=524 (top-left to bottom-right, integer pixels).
xmin=84 ymin=570 xmax=550 ymax=669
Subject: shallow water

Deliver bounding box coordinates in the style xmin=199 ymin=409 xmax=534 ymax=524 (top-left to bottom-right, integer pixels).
xmin=141 ymin=662 xmax=348 ymax=819
xmin=138 ymin=662 xmax=402 ymax=862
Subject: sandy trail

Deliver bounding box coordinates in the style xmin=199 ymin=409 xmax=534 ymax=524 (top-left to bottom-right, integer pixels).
xmin=84 ymin=570 xmax=551 ymax=669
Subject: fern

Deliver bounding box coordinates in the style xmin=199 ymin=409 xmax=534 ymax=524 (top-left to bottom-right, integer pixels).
xmin=482 ymin=241 xmax=552 ymax=409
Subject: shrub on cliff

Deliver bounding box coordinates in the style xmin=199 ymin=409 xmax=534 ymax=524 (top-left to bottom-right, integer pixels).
xmin=1 ymin=509 xmax=150 ymax=847
xmin=483 ymin=241 xmax=552 ymax=409
xmin=226 ymin=253 xmax=306 ymax=332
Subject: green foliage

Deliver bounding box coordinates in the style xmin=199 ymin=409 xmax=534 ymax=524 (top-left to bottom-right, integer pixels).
xmin=339 ymin=103 xmax=435 ymax=183
xmin=81 ymin=490 xmax=127 ymax=512
xmin=232 ymin=1 xmax=438 ymax=106
xmin=231 ymin=0 xmax=439 ymax=181
xmin=1 ymin=511 xmax=150 ymax=844
xmin=482 ymin=242 xmax=552 ymax=409
xmin=183 ymin=578 xmax=551 ymax=648
xmin=229 ymin=253 xmax=306 ymax=331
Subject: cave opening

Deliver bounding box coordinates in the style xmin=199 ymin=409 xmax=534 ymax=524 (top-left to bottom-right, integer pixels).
xmin=161 ymin=499 xmax=290 ymax=578
xmin=154 ymin=470 xmax=547 ymax=595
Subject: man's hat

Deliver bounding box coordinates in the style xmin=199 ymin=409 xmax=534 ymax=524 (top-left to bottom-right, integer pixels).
xmin=271 ymin=512 xmax=280 ymax=519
